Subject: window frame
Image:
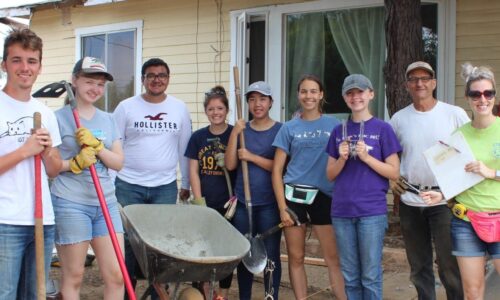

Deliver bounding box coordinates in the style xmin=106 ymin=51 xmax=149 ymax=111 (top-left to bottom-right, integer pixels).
xmin=74 ymin=20 xmax=143 ymax=109
xmin=230 ymin=0 xmax=456 ymax=122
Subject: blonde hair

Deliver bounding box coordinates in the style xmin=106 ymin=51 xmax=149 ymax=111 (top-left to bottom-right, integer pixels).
xmin=461 ymin=62 xmax=496 ymax=95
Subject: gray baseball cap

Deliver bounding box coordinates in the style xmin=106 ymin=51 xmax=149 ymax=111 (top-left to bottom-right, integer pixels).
xmin=245 ymin=81 xmax=272 ymax=97
xmin=406 ymin=61 xmax=435 ymax=78
xmin=342 ymin=74 xmax=373 ymax=96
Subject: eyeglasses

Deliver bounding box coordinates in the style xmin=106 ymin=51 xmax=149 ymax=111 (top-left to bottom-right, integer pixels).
xmin=467 ymin=89 xmax=496 ymax=100
xmin=144 ymin=73 xmax=169 ymax=81
xmin=407 ymin=76 xmax=434 ymax=84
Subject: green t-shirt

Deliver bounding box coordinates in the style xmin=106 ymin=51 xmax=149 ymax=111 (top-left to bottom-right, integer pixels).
xmin=456 ymin=117 xmax=500 ymax=212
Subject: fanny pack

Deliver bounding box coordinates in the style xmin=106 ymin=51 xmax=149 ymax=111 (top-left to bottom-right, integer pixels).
xmin=466 ymin=210 xmax=500 ymax=243
xmin=284 ymin=184 xmax=319 ymax=205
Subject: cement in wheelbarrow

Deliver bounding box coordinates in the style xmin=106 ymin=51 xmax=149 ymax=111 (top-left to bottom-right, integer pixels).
xmin=121 ymin=204 xmax=250 ymax=284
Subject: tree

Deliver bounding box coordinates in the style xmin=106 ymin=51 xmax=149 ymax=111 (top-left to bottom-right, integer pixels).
xmin=384 ymin=0 xmax=424 ymax=117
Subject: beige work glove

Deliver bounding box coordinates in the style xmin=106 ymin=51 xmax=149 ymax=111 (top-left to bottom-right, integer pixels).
xmin=214 ymin=152 xmax=225 ymax=168
xmin=224 ymin=196 xmax=237 ymax=220
xmin=70 ymin=147 xmax=97 ymax=174
xmin=75 ymin=127 xmax=104 ymax=152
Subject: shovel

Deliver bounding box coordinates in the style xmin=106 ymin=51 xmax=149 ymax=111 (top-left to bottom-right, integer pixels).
xmin=233 ymin=66 xmax=267 ymax=274
xmin=33 ymin=81 xmax=137 ymax=300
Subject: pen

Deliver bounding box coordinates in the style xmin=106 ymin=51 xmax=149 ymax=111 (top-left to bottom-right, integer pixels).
xmin=438 ymin=140 xmax=461 ymax=154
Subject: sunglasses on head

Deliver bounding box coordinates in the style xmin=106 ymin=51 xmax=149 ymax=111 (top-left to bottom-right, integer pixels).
xmin=467 ymin=89 xmax=496 ymax=100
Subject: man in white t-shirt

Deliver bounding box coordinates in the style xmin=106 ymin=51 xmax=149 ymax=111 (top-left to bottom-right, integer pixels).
xmin=113 ymin=58 xmax=191 ymax=298
xmin=0 ymin=28 xmax=62 ymax=299
xmin=390 ymin=61 xmax=469 ymax=300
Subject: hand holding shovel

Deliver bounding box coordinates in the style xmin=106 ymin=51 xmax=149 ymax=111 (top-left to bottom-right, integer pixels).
xmin=256 ymin=207 xmax=301 ymax=240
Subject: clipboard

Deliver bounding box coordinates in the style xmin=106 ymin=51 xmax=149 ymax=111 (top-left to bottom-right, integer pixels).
xmin=423 ymin=131 xmax=484 ymax=199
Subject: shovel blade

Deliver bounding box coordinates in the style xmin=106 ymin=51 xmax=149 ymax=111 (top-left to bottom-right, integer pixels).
xmin=242 ymin=237 xmax=267 ymax=274
xmin=32 ymin=82 xmax=67 ymax=98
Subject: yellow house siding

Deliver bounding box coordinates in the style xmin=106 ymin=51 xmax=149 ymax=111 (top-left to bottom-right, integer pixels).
xmin=27 ymin=0 xmax=307 ymax=126
xmin=456 ymin=0 xmax=500 ymax=115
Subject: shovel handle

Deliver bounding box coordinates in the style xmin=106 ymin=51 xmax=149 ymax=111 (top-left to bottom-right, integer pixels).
xmin=233 ymin=67 xmax=253 ymax=231
xmin=33 ymin=112 xmax=46 ymax=299
xmin=258 ymin=223 xmax=285 ymax=240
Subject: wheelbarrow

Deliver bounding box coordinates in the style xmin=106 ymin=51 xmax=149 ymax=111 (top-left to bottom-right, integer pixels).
xmin=121 ymin=204 xmax=250 ymax=300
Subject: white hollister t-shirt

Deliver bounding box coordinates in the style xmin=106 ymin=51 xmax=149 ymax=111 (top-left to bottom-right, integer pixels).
xmin=0 ymin=91 xmax=61 ymax=225
xmin=390 ymin=101 xmax=470 ymax=207
xmin=113 ymin=94 xmax=191 ymax=188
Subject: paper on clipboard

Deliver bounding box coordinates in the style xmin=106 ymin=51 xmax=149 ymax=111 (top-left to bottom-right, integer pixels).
xmin=423 ymin=131 xmax=484 ymax=199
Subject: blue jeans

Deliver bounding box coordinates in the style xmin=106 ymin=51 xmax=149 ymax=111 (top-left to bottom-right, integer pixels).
xmin=115 ymin=177 xmax=178 ymax=300
xmin=232 ymin=202 xmax=282 ymax=300
xmin=399 ymin=202 xmax=463 ymax=300
xmin=0 ymin=224 xmax=55 ymax=300
xmin=332 ymin=214 xmax=387 ymax=300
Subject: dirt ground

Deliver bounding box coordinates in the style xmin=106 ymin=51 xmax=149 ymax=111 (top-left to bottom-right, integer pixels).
xmin=48 ymin=214 xmax=407 ymax=299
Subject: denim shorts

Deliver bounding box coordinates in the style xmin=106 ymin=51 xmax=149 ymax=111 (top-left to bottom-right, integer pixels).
xmin=451 ymin=216 xmax=500 ymax=258
xmin=52 ymin=194 xmax=124 ymax=245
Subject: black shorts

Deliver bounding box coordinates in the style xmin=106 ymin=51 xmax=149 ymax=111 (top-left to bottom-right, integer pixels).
xmin=285 ymin=190 xmax=332 ymax=225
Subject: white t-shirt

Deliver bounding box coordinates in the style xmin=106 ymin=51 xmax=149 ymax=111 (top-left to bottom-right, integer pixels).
xmin=390 ymin=101 xmax=470 ymax=206
xmin=0 ymin=91 xmax=61 ymax=225
xmin=113 ymin=94 xmax=191 ymax=188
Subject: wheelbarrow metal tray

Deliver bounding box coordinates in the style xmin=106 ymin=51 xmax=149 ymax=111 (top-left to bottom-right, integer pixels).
xmin=122 ymin=204 xmax=250 ymax=283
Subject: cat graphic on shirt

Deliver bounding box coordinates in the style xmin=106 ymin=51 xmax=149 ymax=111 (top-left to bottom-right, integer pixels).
xmin=0 ymin=116 xmax=33 ymax=138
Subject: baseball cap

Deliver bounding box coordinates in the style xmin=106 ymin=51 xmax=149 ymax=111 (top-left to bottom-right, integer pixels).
xmin=342 ymin=74 xmax=373 ymax=96
xmin=72 ymin=57 xmax=114 ymax=81
xmin=245 ymin=81 xmax=272 ymax=97
xmin=405 ymin=61 xmax=435 ymax=78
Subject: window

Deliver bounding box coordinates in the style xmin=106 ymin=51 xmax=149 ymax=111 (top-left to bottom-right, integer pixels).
xmin=231 ymin=0 xmax=453 ymax=122
xmin=75 ymin=20 xmax=143 ymax=112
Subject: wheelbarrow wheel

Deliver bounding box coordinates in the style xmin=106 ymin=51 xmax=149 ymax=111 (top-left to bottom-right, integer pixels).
xmin=178 ymin=287 xmax=203 ymax=300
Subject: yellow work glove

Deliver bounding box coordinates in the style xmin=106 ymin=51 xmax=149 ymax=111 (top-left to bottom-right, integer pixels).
xmin=75 ymin=128 xmax=104 ymax=152
xmin=70 ymin=147 xmax=97 ymax=174
xmin=191 ymin=197 xmax=206 ymax=206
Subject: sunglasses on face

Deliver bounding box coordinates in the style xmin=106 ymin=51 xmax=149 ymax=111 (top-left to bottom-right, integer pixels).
xmin=467 ymin=89 xmax=496 ymax=100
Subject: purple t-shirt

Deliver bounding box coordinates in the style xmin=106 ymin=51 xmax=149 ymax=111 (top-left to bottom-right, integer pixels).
xmin=326 ymin=117 xmax=401 ymax=217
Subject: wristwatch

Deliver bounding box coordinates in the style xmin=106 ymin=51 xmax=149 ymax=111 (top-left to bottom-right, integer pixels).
xmin=496 ymin=169 xmax=500 ymax=179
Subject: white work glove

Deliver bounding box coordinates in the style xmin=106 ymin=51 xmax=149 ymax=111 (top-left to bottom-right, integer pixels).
xmin=223 ymin=196 xmax=237 ymax=220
